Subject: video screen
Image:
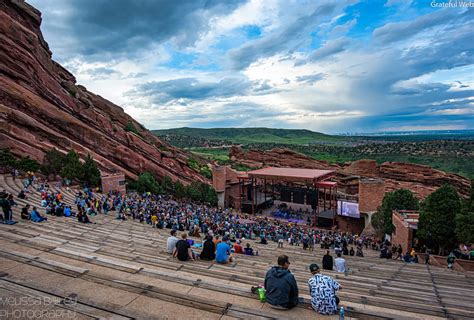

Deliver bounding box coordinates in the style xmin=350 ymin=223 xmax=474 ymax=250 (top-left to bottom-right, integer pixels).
xmin=337 ymin=201 xmax=360 ymax=218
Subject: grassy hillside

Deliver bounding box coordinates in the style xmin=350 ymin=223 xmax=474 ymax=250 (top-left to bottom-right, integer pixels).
xmin=153 ymin=127 xmax=343 ymax=145
xmin=153 ymin=127 xmax=474 ymax=178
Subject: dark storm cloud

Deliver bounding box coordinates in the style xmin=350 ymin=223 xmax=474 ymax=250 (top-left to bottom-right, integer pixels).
xmin=33 ymin=0 xmax=245 ymax=61
xmin=126 ymin=76 xmax=281 ymax=104
xmin=126 ymin=77 xmax=253 ymax=104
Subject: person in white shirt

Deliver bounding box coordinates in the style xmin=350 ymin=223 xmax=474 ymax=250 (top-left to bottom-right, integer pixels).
xmin=166 ymin=229 xmax=179 ymax=254
xmin=334 ymin=253 xmax=346 ymax=273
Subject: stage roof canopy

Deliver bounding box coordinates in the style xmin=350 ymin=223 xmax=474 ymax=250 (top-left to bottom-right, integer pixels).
xmin=246 ymin=167 xmax=334 ymax=184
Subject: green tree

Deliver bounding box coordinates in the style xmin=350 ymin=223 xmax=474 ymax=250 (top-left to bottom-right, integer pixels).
xmin=135 ymin=172 xmax=163 ymax=194
xmin=0 ymin=149 xmax=17 ymax=168
xmin=455 ymin=180 xmax=474 ymax=245
xmin=185 ymin=181 xmax=201 ymax=201
xmin=61 ymin=150 xmax=83 ymax=181
xmin=16 ymin=156 xmax=41 ymax=172
xmin=81 ymin=154 xmax=101 ymax=187
xmin=187 ymin=157 xmax=200 ymax=171
xmin=161 ymin=176 xmax=174 ymax=193
xmin=174 ymin=181 xmax=186 ymax=199
xmin=41 ymin=148 xmax=66 ymax=177
xmin=200 ymin=166 xmax=212 ymax=179
xmin=185 ymin=181 xmax=217 ymax=205
xmin=418 ymin=184 xmax=462 ymax=254
xmin=372 ymin=189 xmax=419 ymax=235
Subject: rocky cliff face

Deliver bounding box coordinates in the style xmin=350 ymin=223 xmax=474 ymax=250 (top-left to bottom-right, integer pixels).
xmin=0 ymin=0 xmax=206 ymax=184
xmin=229 ymin=147 xmax=471 ymax=198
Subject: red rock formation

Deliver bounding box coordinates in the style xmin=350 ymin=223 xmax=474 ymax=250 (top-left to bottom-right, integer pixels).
xmin=379 ymin=162 xmax=470 ymax=197
xmin=228 ymin=147 xmax=470 ymax=198
xmin=0 ymin=0 xmax=207 ymax=184
xmin=342 ymin=159 xmax=379 ymax=177
xmin=229 ymin=146 xmax=337 ymax=170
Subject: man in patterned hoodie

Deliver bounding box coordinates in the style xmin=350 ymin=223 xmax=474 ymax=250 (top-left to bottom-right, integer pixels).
xmin=307 ymin=263 xmax=341 ymax=315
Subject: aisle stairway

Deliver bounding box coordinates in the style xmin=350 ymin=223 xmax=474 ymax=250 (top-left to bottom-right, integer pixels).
xmin=1 ymin=175 xmax=473 ymax=319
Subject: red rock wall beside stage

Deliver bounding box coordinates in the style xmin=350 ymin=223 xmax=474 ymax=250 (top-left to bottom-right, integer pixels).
xmin=337 ymin=216 xmax=365 ymax=234
xmin=358 ymin=178 xmax=386 ymax=213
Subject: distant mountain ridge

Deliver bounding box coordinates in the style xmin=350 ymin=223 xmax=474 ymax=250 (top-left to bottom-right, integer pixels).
xmin=153 ymin=127 xmax=342 ymax=145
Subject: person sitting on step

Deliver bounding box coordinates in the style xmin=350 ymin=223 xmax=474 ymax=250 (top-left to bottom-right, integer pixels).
xmin=234 ymin=240 xmax=243 ymax=254
xmin=307 ymin=263 xmax=341 ymax=315
xmin=30 ymin=207 xmax=47 ymax=222
xmin=244 ymin=243 xmax=254 ymax=256
xmin=200 ymin=235 xmax=216 ymax=260
xmin=173 ymin=233 xmax=195 ymax=262
xmin=216 ymin=236 xmax=233 ymax=264
xmin=21 ymin=204 xmax=30 ymax=220
xmin=166 ymin=229 xmax=179 ymax=254
xmin=264 ymin=255 xmax=299 ymax=310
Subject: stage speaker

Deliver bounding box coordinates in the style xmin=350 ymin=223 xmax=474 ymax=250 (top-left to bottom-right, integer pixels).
xmin=308 ymin=191 xmax=318 ymax=209
xmin=293 ymin=190 xmax=304 ymax=204
xmin=281 ymin=187 xmax=291 ymax=202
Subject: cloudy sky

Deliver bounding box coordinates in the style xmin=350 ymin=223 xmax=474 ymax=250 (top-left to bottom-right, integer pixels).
xmin=28 ymin=0 xmax=473 ymax=133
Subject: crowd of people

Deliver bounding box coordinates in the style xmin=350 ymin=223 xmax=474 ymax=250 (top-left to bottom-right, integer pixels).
xmin=5 ymin=174 xmax=450 ymax=316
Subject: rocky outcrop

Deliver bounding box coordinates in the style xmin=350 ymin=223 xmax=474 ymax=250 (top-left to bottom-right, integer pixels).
xmin=0 ymin=0 xmax=207 ymax=184
xmin=379 ymin=162 xmax=470 ymax=196
xmin=229 ymin=146 xmax=337 ymax=170
xmin=342 ymin=159 xmax=379 ymax=177
xmin=228 ymin=147 xmax=471 ymax=198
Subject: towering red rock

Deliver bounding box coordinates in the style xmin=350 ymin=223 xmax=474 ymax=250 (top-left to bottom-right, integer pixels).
xmin=0 ymin=0 xmax=207 ymax=184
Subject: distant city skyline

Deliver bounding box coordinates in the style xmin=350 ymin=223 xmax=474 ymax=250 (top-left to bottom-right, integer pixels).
xmin=28 ymin=0 xmax=473 ymax=133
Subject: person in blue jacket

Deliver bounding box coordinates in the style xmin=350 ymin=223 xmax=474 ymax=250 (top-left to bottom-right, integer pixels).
xmin=264 ymin=255 xmax=299 ymax=309
xmin=30 ymin=207 xmax=47 ymax=222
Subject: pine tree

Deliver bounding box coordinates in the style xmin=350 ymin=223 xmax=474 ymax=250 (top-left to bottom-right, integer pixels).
xmin=455 ymin=180 xmax=474 ymax=245
xmin=61 ymin=150 xmax=83 ymax=181
xmin=372 ymin=189 xmax=419 ymax=235
xmin=42 ymin=148 xmax=66 ymax=177
xmin=136 ymin=172 xmax=162 ymax=194
xmin=81 ymin=154 xmax=101 ymax=187
xmin=418 ymin=184 xmax=462 ymax=254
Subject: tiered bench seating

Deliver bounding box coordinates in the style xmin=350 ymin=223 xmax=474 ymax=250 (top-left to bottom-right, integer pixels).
xmin=1 ymin=174 xmax=473 ymax=319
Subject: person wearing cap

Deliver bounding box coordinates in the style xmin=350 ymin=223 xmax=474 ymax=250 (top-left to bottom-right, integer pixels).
xmin=264 ymin=255 xmax=299 ymax=310
xmin=308 ymin=263 xmax=341 ymax=315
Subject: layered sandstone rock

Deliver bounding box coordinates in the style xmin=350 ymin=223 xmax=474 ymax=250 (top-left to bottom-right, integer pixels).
xmin=342 ymin=159 xmax=379 ymax=177
xmin=229 ymin=146 xmax=337 ymax=170
xmin=0 ymin=0 xmax=207 ymax=184
xmin=379 ymin=162 xmax=470 ymax=197
xmin=228 ymin=147 xmax=470 ymax=198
